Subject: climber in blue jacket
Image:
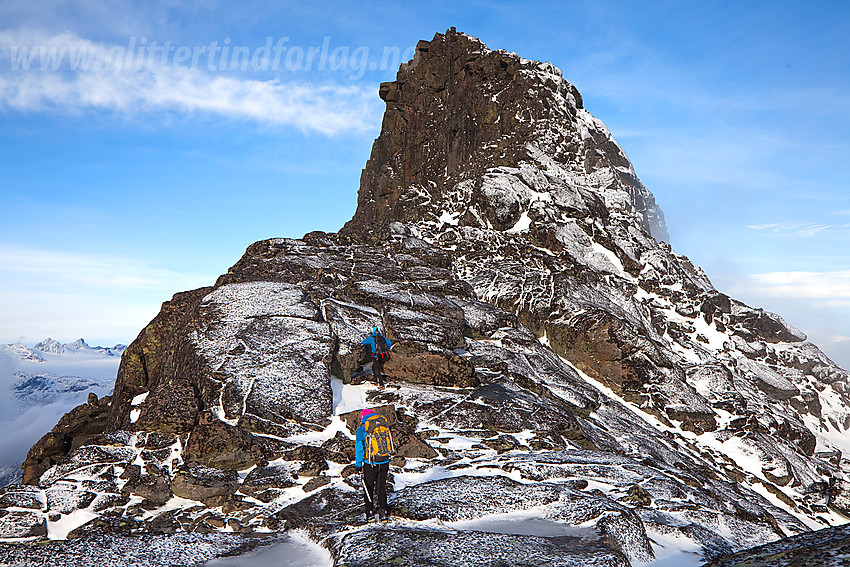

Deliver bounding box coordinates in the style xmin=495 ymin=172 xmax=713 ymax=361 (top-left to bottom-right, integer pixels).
xmin=362 ymin=326 xmax=392 ymax=388
xmin=355 ymin=408 xmax=392 ymax=521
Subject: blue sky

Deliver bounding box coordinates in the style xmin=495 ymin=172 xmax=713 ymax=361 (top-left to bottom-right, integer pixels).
xmin=1 ymin=1 xmax=849 ymax=369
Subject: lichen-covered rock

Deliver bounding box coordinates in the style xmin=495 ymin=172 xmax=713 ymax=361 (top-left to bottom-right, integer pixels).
xmin=384 ymin=349 xmax=477 ymax=388
xmin=190 ymin=281 xmax=334 ymax=425
xmin=182 ymin=419 xmax=287 ymax=470
xmin=0 ymin=532 xmax=272 ymax=566
xmin=704 ymin=522 xmax=850 ymax=567
xmin=392 ymin=475 xmax=560 ymax=522
xmin=322 ymin=298 xmax=379 ymax=380
xmin=121 ymin=474 xmax=172 ymax=507
xmin=302 ymin=475 xmax=331 ymax=492
xmin=171 ymin=466 xmax=239 ymax=507
xmin=45 ymin=487 xmax=97 ymax=515
xmin=66 ymin=510 xmax=140 ymax=539
xmin=0 ymin=510 xmax=47 ymax=539
xmin=21 ymin=394 xmax=113 ymax=485
xmin=273 ymin=487 xmax=363 ymax=536
xmin=332 ymin=525 xmax=630 ymax=567
xmin=240 ymin=464 xmax=298 ymax=502
xmin=0 ymin=485 xmax=44 ymax=510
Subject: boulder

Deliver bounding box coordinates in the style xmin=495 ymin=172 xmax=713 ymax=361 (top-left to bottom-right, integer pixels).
xmin=384 ymin=348 xmax=478 ymax=388
xmin=183 ymin=419 xmax=285 ymax=470
xmin=240 ymin=464 xmax=298 ymax=502
xmin=121 ymin=474 xmax=172 ymax=507
xmin=45 ymin=488 xmax=97 ymax=515
xmin=303 ymin=476 xmax=331 ymax=492
xmin=171 ymin=465 xmax=239 ymax=507
xmin=0 ymin=510 xmax=48 ymax=539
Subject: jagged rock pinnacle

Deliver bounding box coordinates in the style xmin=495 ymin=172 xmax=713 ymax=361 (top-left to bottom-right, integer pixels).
xmin=342 ymin=28 xmax=668 ymax=243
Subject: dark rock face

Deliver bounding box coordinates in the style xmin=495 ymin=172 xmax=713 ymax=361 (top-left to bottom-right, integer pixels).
xmin=121 ymin=474 xmax=172 ymax=507
xmin=5 ymin=27 xmax=850 ymax=567
xmin=22 ymin=393 xmax=113 ymax=485
xmin=109 ymin=288 xmax=210 ymax=434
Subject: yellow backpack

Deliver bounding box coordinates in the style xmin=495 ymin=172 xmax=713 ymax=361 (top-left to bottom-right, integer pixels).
xmin=365 ymin=414 xmax=395 ymax=462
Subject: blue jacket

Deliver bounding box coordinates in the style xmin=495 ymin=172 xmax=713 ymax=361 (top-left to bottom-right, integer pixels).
xmin=355 ymin=413 xmax=391 ymax=467
xmin=362 ymin=332 xmax=392 ymax=355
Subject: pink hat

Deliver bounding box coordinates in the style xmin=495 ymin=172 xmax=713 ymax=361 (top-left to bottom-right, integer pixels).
xmin=360 ymin=408 xmax=374 ymax=421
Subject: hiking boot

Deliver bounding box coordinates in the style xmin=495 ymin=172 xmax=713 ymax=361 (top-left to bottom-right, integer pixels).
xmin=377 ymin=508 xmax=388 ymax=522
xmin=365 ymin=512 xmax=375 ymax=523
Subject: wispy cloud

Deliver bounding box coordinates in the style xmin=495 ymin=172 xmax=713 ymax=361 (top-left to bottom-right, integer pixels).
xmin=0 ymin=30 xmax=381 ymax=134
xmin=0 ymin=244 xmax=209 ymax=291
xmin=786 ymin=192 xmax=850 ymax=203
xmin=744 ymin=269 xmax=850 ymax=299
xmin=0 ymin=244 xmax=214 ymax=344
xmin=746 ymin=222 xmax=850 ymax=238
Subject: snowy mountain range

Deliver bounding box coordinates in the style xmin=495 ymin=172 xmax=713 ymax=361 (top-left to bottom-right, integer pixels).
xmin=28 ymin=338 xmax=127 ymax=357
xmin=1 ymin=338 xmax=123 ymax=410
xmin=0 ymin=338 xmax=122 ymax=489
xmin=1 ymin=29 xmax=849 ymax=567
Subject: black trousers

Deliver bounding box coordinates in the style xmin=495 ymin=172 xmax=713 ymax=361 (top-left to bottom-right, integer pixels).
xmin=372 ymin=356 xmax=385 ymax=387
xmin=362 ymin=462 xmax=389 ymax=514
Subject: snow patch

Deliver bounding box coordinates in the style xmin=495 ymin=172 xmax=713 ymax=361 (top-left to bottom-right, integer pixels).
xmin=201 ymin=530 xmax=332 ymax=567
xmin=130 ymin=392 xmax=149 ymax=406
xmin=48 ymin=507 xmax=98 ymax=540
xmin=506 ymin=210 xmax=532 ymax=233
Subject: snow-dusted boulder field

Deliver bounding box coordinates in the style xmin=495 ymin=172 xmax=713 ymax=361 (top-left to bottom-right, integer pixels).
xmin=3 ymin=29 xmax=850 ymax=567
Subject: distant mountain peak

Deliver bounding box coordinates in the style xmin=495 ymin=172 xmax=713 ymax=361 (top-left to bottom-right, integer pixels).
xmin=66 ymin=338 xmax=90 ymax=350
xmin=0 ymin=343 xmax=44 ymax=362
xmin=32 ymin=338 xmax=68 ymax=355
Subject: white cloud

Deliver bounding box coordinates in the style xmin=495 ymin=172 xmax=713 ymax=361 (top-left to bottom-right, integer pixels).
xmin=0 ymin=29 xmax=381 ymax=134
xmin=744 ymin=270 xmax=850 ymax=299
xmin=0 ymin=244 xmax=213 ymax=345
xmin=714 ymin=270 xmax=850 ymax=370
xmin=0 ymin=244 xmax=207 ymax=290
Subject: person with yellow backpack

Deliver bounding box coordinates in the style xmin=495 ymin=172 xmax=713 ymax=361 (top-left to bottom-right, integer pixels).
xmin=355 ymin=408 xmax=395 ymax=522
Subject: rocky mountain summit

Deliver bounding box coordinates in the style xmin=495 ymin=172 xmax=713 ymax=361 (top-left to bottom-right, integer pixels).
xmin=2 ymin=29 xmax=850 ymax=566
